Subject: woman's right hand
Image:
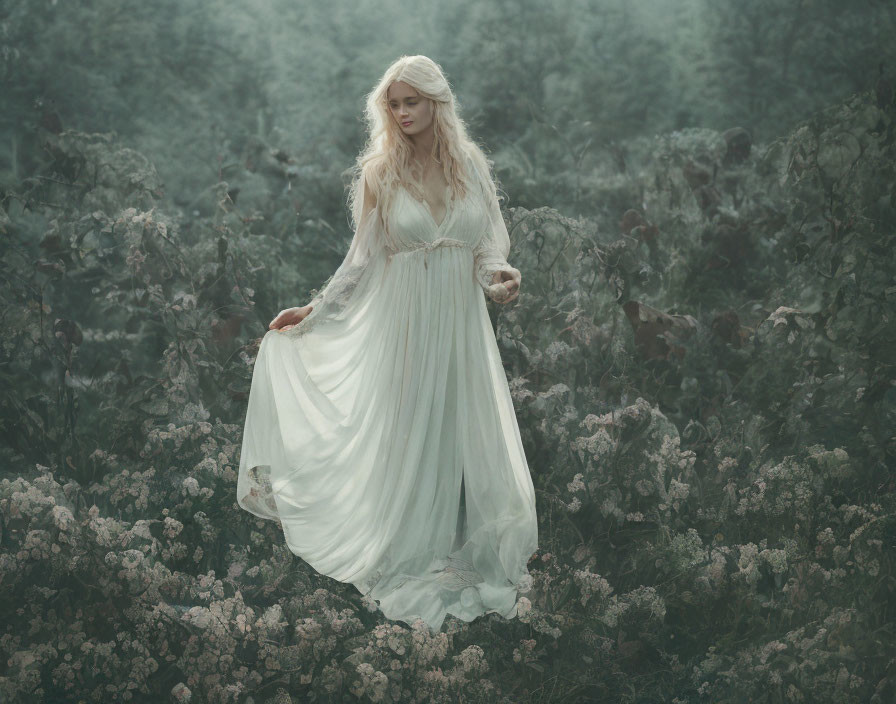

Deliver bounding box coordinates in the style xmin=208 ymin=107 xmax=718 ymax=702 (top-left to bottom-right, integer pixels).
xmin=269 ymin=304 xmax=313 ymax=332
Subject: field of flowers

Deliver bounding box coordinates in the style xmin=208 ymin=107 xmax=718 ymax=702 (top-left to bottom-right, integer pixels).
xmin=1 ymin=87 xmax=894 ymax=702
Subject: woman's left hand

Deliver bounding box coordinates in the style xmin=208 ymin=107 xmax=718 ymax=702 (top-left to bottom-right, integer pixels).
xmin=488 ymin=268 xmax=521 ymax=304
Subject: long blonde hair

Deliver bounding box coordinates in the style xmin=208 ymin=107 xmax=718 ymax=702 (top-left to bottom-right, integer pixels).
xmin=345 ymin=55 xmax=503 ymax=233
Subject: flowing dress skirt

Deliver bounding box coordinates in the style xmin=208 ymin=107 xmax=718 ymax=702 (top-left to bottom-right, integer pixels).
xmin=237 ymin=200 xmax=537 ymax=633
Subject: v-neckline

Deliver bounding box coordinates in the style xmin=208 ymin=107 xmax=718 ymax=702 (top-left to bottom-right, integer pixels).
xmin=402 ymin=183 xmax=453 ymax=231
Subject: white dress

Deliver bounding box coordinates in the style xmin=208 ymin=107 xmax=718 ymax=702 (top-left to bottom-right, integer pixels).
xmin=236 ymin=149 xmax=538 ymax=633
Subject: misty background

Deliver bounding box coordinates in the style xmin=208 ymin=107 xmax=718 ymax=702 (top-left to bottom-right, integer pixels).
xmin=4 ymin=0 xmax=892 ymax=218
xmin=2 ymin=1 xmax=895 ymax=703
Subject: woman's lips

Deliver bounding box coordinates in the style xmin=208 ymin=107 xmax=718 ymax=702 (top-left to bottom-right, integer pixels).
xmin=402 ymin=120 xmax=412 ymax=126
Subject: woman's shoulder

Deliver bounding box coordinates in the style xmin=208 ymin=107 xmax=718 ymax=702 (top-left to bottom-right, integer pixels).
xmin=363 ymin=171 xmax=377 ymax=208
xmin=460 ymin=143 xmax=483 ymax=174
xmin=361 ymin=162 xmax=390 ymax=207
xmin=461 ymin=144 xmax=495 ymax=200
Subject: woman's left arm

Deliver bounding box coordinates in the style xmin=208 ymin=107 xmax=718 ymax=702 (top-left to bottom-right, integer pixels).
xmin=472 ymin=172 xmax=521 ymax=305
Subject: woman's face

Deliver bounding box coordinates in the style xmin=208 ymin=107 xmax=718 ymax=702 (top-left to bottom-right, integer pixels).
xmin=387 ymin=81 xmax=433 ymax=139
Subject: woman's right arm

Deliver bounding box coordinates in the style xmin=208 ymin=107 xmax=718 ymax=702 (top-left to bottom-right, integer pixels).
xmin=270 ymin=173 xmax=379 ymax=332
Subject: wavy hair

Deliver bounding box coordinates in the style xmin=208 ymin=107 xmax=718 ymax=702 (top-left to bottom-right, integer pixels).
xmin=344 ymin=54 xmax=503 ymax=234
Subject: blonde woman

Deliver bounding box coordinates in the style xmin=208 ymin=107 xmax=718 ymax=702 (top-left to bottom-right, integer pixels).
xmin=237 ymin=55 xmax=538 ymax=633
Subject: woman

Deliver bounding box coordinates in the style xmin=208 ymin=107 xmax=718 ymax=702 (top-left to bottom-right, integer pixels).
xmin=237 ymin=55 xmax=538 ymax=633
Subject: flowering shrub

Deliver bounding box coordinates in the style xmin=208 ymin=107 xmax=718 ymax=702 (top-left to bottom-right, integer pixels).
xmin=2 ymin=85 xmax=894 ymax=703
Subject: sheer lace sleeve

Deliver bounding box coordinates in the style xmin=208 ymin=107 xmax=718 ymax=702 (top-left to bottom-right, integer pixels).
xmin=284 ymin=173 xmax=385 ymax=338
xmin=469 ymin=156 xmax=521 ymax=303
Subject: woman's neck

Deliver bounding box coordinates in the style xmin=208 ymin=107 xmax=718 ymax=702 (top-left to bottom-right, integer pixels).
xmin=408 ymin=128 xmax=436 ymax=166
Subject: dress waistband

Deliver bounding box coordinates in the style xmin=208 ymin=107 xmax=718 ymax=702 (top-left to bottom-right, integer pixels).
xmin=390 ymin=237 xmax=473 ymax=269
xmin=402 ymin=237 xmax=472 ymax=252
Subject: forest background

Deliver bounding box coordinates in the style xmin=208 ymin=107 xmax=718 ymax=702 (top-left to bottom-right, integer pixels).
xmin=1 ymin=0 xmax=895 ymax=702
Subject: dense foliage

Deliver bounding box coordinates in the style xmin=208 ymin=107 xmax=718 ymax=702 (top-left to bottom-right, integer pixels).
xmin=3 ymin=85 xmax=893 ymax=702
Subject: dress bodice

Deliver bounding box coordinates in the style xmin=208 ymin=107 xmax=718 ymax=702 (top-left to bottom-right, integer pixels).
xmin=386 ymin=183 xmax=489 ymax=255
